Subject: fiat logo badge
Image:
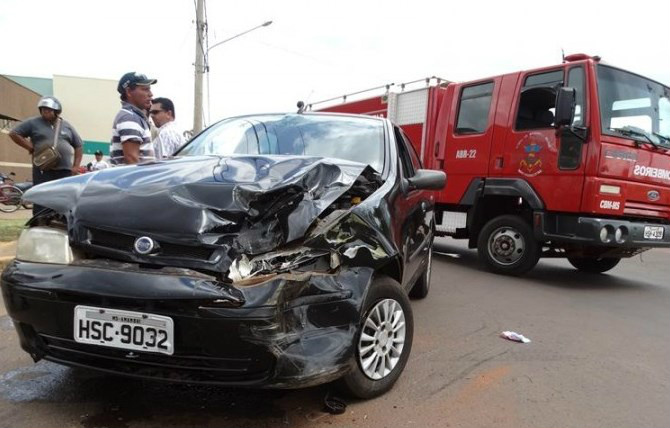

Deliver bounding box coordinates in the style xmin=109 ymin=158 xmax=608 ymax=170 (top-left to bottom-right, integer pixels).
xmin=648 ymin=190 xmax=660 ymax=201
xmin=134 ymin=236 xmax=156 ymax=255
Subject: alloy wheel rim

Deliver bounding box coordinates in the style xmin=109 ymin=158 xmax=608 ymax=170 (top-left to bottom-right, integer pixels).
xmin=358 ymin=298 xmax=406 ymax=380
xmin=488 ymin=226 xmax=525 ymax=266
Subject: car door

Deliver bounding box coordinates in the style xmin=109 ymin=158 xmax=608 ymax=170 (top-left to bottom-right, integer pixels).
xmin=393 ymin=126 xmax=434 ymax=290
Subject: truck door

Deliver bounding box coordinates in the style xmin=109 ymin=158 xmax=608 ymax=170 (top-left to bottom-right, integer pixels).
xmin=441 ymin=79 xmax=499 ymax=203
xmin=501 ymin=67 xmax=587 ymax=212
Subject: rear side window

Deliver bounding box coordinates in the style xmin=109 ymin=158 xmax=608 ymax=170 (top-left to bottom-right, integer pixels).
xmin=455 ymin=82 xmax=494 ymax=134
xmin=402 ymin=130 xmax=422 ymax=171
xmin=395 ymin=127 xmax=416 ymax=178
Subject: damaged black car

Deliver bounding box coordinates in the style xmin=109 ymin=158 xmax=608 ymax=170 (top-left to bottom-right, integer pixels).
xmin=1 ymin=113 xmax=445 ymax=398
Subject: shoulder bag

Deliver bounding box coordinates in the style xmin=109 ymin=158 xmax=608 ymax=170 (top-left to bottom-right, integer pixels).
xmin=33 ymin=118 xmax=62 ymax=171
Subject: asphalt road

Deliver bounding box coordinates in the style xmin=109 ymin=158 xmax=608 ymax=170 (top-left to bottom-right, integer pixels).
xmin=1 ymin=238 xmax=669 ymax=428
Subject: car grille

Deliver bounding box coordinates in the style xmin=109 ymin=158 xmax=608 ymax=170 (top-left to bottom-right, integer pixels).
xmin=38 ymin=334 xmax=273 ymax=384
xmin=88 ymin=228 xmax=215 ymax=261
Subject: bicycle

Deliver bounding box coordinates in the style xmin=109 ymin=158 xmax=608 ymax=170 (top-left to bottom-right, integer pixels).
xmin=0 ymin=172 xmax=25 ymax=213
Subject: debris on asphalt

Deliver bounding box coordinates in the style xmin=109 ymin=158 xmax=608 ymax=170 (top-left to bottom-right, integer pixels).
xmin=500 ymin=331 xmax=531 ymax=343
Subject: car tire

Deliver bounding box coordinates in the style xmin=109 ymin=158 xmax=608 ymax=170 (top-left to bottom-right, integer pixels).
xmin=477 ymin=215 xmax=539 ymax=276
xmin=409 ymin=245 xmax=432 ymax=299
xmin=567 ymin=256 xmax=620 ymax=273
xmin=338 ymin=276 xmax=414 ymax=399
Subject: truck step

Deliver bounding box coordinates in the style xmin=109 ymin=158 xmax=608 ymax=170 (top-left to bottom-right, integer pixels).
xmin=436 ymin=212 xmax=467 ymax=234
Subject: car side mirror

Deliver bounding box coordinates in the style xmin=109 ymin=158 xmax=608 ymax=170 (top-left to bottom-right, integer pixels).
xmin=407 ymin=169 xmax=447 ymax=191
xmin=554 ymin=87 xmax=576 ymax=128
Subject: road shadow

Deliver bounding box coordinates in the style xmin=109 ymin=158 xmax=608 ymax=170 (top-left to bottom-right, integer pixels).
xmin=524 ymin=262 xmax=658 ymax=291
xmin=0 ymin=362 xmax=337 ymax=428
xmin=431 ymin=239 xmax=658 ymax=292
xmin=432 ymin=240 xmax=481 ymax=271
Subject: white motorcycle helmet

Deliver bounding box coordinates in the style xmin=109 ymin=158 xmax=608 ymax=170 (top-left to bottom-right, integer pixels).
xmin=37 ymin=96 xmax=62 ymax=114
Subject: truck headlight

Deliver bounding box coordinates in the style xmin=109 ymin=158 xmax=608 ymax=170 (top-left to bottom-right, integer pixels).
xmin=16 ymin=227 xmax=74 ymax=264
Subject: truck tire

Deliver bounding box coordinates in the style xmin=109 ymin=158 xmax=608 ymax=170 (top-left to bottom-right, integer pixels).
xmin=567 ymin=257 xmax=620 ymax=273
xmin=409 ymin=245 xmax=432 ymax=299
xmin=477 ymin=215 xmax=540 ymax=276
xmin=338 ymin=276 xmax=413 ymax=399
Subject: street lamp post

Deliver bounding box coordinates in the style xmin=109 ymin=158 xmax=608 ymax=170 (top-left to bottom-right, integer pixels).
xmin=192 ymin=2 xmax=272 ymax=134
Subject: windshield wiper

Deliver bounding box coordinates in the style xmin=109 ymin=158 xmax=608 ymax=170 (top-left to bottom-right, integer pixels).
xmin=608 ymin=126 xmax=661 ymax=149
xmin=651 ymin=132 xmax=670 ymax=148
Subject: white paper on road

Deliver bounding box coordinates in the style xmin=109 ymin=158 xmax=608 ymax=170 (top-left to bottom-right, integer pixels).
xmin=500 ymin=331 xmax=531 ymax=343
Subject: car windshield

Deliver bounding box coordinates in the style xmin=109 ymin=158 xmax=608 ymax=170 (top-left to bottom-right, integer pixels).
xmin=179 ymin=114 xmax=385 ymax=172
xmin=598 ymin=65 xmax=670 ymax=146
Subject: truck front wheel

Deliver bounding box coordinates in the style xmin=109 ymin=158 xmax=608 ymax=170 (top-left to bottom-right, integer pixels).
xmin=567 ymin=257 xmax=620 ymax=273
xmin=477 ymin=215 xmax=540 ymax=276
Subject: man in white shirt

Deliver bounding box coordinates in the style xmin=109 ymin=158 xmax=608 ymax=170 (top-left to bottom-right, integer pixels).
xmin=90 ymin=150 xmax=110 ymax=171
xmin=150 ymin=97 xmax=186 ymax=160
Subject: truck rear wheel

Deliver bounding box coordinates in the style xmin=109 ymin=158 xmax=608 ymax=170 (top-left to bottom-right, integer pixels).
xmin=477 ymin=215 xmax=539 ymax=276
xmin=567 ymin=257 xmax=620 ymax=273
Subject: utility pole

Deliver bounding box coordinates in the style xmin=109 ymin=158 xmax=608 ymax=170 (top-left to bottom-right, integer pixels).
xmin=193 ymin=0 xmax=205 ymax=134
xmin=192 ymin=10 xmax=272 ymax=135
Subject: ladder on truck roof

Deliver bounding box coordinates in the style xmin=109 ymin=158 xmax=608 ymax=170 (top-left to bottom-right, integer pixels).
xmin=305 ymin=76 xmax=450 ymax=111
xmin=307 ymin=77 xmax=450 ymax=160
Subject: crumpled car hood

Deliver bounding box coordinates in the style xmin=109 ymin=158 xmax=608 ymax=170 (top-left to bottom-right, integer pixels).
xmin=24 ymin=155 xmax=380 ymax=271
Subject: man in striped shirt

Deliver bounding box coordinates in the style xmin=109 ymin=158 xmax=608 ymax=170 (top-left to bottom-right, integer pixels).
xmin=110 ymin=72 xmax=157 ymax=165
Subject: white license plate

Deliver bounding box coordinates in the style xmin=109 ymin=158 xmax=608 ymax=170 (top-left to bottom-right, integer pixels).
xmin=74 ymin=306 xmax=174 ymax=355
xmin=643 ymin=226 xmax=664 ymax=240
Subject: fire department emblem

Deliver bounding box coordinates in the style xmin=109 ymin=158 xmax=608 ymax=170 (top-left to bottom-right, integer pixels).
xmin=516 ymin=133 xmax=552 ymax=177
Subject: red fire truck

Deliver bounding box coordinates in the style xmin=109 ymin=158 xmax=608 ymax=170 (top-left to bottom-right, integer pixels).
xmin=312 ymin=54 xmax=670 ymax=275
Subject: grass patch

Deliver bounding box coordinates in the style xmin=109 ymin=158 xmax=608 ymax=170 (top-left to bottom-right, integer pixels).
xmin=0 ymin=219 xmax=27 ymax=242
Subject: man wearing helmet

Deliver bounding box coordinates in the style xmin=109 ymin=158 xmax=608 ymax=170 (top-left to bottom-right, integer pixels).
xmin=9 ymin=96 xmax=83 ymax=213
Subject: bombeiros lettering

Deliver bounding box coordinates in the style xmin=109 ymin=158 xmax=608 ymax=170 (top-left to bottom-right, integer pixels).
xmin=633 ymin=165 xmax=670 ymax=181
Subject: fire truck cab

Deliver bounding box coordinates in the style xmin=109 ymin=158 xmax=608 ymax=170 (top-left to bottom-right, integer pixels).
xmin=314 ymin=54 xmax=670 ymax=275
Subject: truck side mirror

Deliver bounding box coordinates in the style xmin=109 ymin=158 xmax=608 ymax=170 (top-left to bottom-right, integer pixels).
xmin=554 ymin=87 xmax=576 ymax=128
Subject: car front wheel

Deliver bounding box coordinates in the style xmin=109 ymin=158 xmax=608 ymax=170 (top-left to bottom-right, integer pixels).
xmin=338 ymin=276 xmax=414 ymax=399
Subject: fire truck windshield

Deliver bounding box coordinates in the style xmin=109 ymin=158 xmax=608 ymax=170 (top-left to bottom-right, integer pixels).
xmin=179 ymin=114 xmax=385 ymax=172
xmin=598 ymin=65 xmax=670 ymax=147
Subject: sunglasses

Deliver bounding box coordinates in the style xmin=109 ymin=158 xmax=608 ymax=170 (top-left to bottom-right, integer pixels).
xmin=149 ymin=109 xmax=164 ymax=115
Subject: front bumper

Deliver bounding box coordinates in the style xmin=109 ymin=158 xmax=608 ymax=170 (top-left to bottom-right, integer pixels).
xmin=535 ymin=212 xmax=670 ymax=248
xmin=1 ymin=260 xmax=371 ymax=388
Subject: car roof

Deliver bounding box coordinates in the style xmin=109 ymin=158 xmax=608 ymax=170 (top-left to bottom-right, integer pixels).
xmin=216 ymin=111 xmax=387 ymax=123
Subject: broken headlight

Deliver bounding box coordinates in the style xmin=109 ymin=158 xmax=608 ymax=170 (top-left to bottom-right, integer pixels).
xmin=229 ymin=248 xmax=340 ymax=284
xmin=16 ymin=227 xmax=74 ymax=264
